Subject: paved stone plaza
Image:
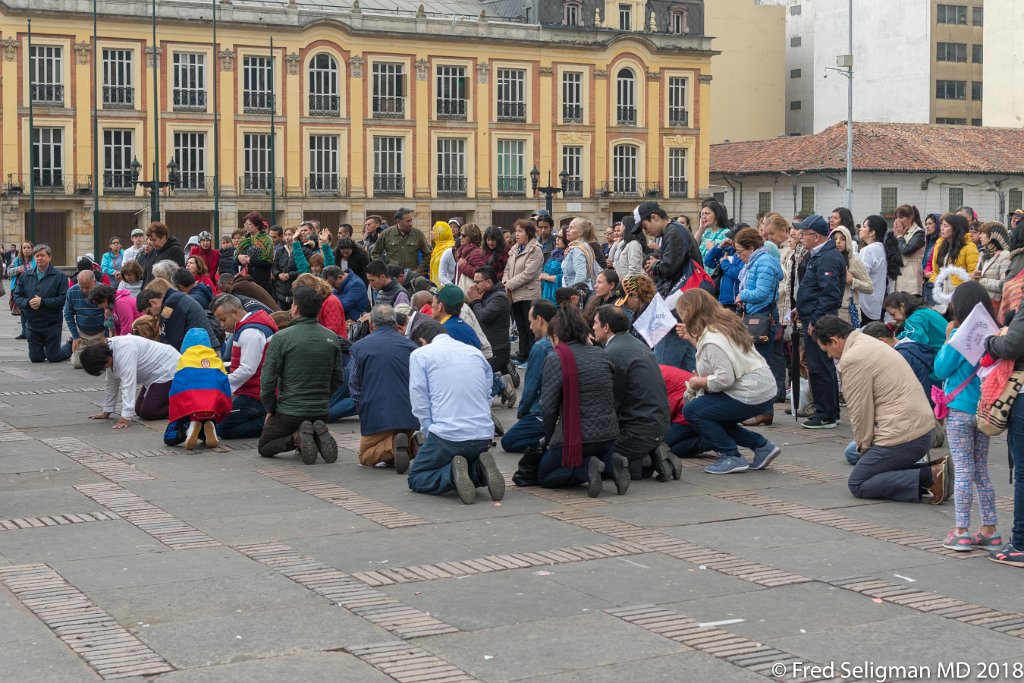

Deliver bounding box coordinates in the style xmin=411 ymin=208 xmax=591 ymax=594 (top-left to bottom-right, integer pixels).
xmin=1 ymin=312 xmax=1023 ymax=683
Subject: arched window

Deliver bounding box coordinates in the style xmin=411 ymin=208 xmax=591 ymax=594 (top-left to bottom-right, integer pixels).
xmin=670 ymin=9 xmax=688 ymax=34
xmin=612 ymin=144 xmax=638 ymax=194
xmin=308 ymin=53 xmax=339 ymax=116
xmin=616 ymin=68 xmax=636 ymax=125
xmin=563 ymin=1 xmax=582 ymax=26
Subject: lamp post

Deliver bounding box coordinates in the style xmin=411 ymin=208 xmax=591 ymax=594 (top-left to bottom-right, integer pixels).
xmin=529 ymin=166 xmax=569 ymax=216
xmin=130 ymin=156 xmax=179 ymax=222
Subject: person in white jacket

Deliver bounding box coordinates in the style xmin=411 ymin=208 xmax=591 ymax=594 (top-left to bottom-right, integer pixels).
xmin=80 ymin=335 xmax=180 ymax=428
xmin=613 ymin=216 xmax=647 ymax=279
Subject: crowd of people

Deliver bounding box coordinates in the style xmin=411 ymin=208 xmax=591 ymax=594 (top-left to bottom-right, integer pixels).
xmin=5 ymin=201 xmax=1024 ymax=568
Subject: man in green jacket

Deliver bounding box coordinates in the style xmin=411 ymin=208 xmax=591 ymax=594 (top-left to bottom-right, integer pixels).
xmin=369 ymin=207 xmax=432 ymax=272
xmin=258 ymin=286 xmax=344 ymax=464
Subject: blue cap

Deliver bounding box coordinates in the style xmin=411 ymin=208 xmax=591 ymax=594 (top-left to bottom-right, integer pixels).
xmin=794 ymin=213 xmax=829 ymax=236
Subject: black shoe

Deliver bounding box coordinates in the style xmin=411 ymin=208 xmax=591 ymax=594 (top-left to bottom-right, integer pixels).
xmin=512 ymin=444 xmax=543 ymax=487
xmin=394 ymin=433 xmax=410 ymax=474
xmin=506 ymin=360 xmax=522 ymax=388
xmin=610 ymin=454 xmax=631 ymax=495
xmin=801 ymin=417 xmax=837 ymax=430
xmin=451 ymin=455 xmax=476 ymax=504
xmin=587 ymin=457 xmax=604 ymax=498
xmin=651 ymin=443 xmax=681 ymax=482
xmin=478 ymin=452 xmax=505 ymax=501
xmin=295 ymin=421 xmax=317 ymax=464
xmin=312 ymin=420 xmax=337 ymax=463
xmin=15 ymin=334 xmax=26 ymax=340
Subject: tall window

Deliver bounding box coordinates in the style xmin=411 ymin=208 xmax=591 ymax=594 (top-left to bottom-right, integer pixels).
xmin=101 ymin=49 xmax=133 ymax=107
xmin=373 ymin=136 xmax=404 ymax=195
xmin=668 ymin=76 xmax=688 ymax=126
xmin=308 ymin=135 xmax=340 ymax=194
xmin=562 ymin=71 xmax=582 ymax=123
xmin=880 ymin=187 xmax=898 ymax=215
xmin=31 ymin=128 xmax=63 ymax=188
xmin=103 ymin=129 xmax=134 ymax=192
xmin=800 ymin=186 xmax=815 ymax=215
xmin=173 ymin=52 xmax=206 ymax=110
xmin=936 ymin=80 xmax=966 ymax=100
xmin=612 ymin=144 xmax=637 ymax=194
xmin=670 ymin=10 xmax=686 ymax=34
xmin=758 ymin=192 xmax=772 ymax=215
xmin=972 ymin=44 xmax=983 ymax=63
xmin=308 ymin=54 xmax=339 ymax=116
xmin=496 ymin=68 xmax=526 ymax=121
xmin=496 ymin=139 xmax=525 ymax=195
xmin=436 ymin=66 xmax=467 ymax=119
xmin=972 ymin=6 xmax=983 ymax=25
xmin=242 ymin=56 xmax=273 ymax=113
xmin=948 ymin=187 xmax=964 ymax=213
xmin=562 ymin=145 xmax=582 ymax=196
xmin=936 ymin=42 xmax=967 ymax=62
xmin=173 ymin=131 xmax=206 ymax=191
xmin=972 ymin=81 xmax=983 ymax=101
xmin=29 ymin=45 xmax=63 ymax=105
xmin=564 ymin=1 xmax=580 ymax=26
xmin=372 ymin=63 xmax=405 ymax=118
xmin=616 ymin=68 xmax=636 ymax=125
xmin=668 ymin=149 xmax=687 ymax=197
xmin=1009 ymin=189 xmax=1023 ymax=213
xmin=618 ymin=4 xmax=631 ymax=30
xmin=242 ymin=133 xmax=273 ymax=193
xmin=436 ymin=138 xmax=467 ymax=194
xmin=936 ymin=4 xmax=967 ymax=24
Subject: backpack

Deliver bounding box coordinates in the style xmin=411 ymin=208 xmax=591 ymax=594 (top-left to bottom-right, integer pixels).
xmin=674 ymin=259 xmax=716 ymax=295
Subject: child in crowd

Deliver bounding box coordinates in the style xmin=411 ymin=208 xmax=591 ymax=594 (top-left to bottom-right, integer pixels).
xmin=164 ymin=327 xmax=233 ymax=450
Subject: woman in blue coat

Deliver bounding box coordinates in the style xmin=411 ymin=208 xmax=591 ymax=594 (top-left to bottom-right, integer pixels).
xmin=703 ymin=231 xmax=744 ymax=310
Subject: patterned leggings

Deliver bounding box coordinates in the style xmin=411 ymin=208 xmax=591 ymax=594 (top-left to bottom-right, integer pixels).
xmin=947 ymin=409 xmax=998 ymax=530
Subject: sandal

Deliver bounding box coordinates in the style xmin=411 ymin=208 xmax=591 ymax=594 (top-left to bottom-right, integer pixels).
xmin=988 ymin=543 xmax=1024 ymax=567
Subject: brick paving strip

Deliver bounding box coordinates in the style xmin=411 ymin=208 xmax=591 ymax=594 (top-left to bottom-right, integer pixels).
xmin=712 ymin=491 xmax=970 ymax=559
xmin=345 ymin=642 xmax=477 ymax=682
xmin=0 ymin=564 xmax=173 ymax=679
xmin=0 ymin=511 xmax=118 ymax=531
xmin=75 ymin=482 xmax=221 ymax=550
xmin=257 ymin=467 xmax=428 ymax=529
xmin=41 ymin=437 xmax=153 ymax=483
xmin=0 ymin=419 xmax=32 ymax=442
xmin=605 ymin=605 xmax=842 ymax=682
xmin=235 ymin=542 xmax=458 ymax=639
xmin=499 ymin=473 xmax=609 ymax=508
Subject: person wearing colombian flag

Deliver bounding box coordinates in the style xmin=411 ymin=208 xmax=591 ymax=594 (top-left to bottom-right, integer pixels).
xmin=164 ymin=327 xmax=233 ymax=450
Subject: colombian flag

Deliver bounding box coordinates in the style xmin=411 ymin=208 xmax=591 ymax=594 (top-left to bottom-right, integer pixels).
xmin=168 ymin=328 xmax=232 ymax=423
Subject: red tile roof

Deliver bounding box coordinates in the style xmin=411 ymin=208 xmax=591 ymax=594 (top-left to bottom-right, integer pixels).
xmin=711 ymin=122 xmax=1024 ymax=176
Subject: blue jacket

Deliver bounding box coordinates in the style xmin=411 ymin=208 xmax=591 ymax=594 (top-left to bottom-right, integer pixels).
xmin=64 ymin=284 xmax=107 ymax=339
xmin=443 ymin=315 xmax=481 ymax=349
xmin=348 ymin=327 xmax=419 ymax=435
xmin=13 ymin=265 xmax=68 ymax=329
xmin=933 ymin=333 xmax=981 ymax=414
xmin=704 ymin=245 xmax=744 ymax=305
xmin=737 ymin=248 xmax=783 ymax=315
xmin=335 ymin=272 xmax=369 ymax=320
xmin=894 ymin=339 xmax=938 ymax=403
xmin=161 ymin=288 xmax=217 ymax=351
xmin=796 ymin=239 xmax=846 ymax=325
xmin=188 ymin=282 xmax=214 ymax=310
xmin=517 ymin=336 xmax=553 ymax=419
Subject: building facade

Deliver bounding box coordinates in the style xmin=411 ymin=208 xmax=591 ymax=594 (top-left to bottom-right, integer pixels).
xmin=981 ymin=0 xmax=1022 ymax=127
xmin=0 ymin=0 xmax=713 ymax=265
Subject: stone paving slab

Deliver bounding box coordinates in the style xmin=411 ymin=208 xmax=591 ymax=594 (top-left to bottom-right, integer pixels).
xmin=151 ymin=652 xmax=394 ymax=683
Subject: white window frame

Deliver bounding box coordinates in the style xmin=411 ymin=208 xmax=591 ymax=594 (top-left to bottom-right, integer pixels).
xmin=948 ymin=187 xmax=964 ymax=213
xmin=564 ymin=2 xmax=581 ymax=26
xmin=562 ymin=145 xmax=583 ymax=196
xmin=496 ymin=68 xmax=526 ymax=121
xmin=668 ymin=149 xmax=687 ymax=197
xmin=308 ymin=135 xmax=340 ymax=194
xmin=497 ymin=139 xmax=526 ymax=195
xmin=668 ymin=76 xmax=688 ymax=126
xmin=173 ymin=52 xmax=206 ymax=110
xmin=616 ymin=68 xmax=636 ymax=125
xmin=29 ymin=45 xmax=64 ymax=105
xmin=618 ymin=4 xmax=631 ymax=30
xmin=102 ymin=48 xmax=134 ymax=107
xmin=561 ymin=71 xmax=583 ymax=123
xmin=32 ymin=127 xmax=64 ymax=188
xmin=372 ymin=63 xmax=405 ymax=118
xmin=242 ymin=56 xmax=274 ymax=113
xmin=436 ymin=138 xmax=467 ymax=194
xmin=243 ymin=132 xmax=273 ymax=192
xmin=612 ymin=144 xmax=638 ymax=194
xmin=436 ymin=65 xmax=468 ymax=119
xmin=174 ymin=131 xmax=207 ymax=191
xmin=373 ymin=136 xmax=405 ymax=194
xmin=308 ymin=54 xmax=340 ymax=116
xmin=103 ymin=129 xmax=134 ymax=192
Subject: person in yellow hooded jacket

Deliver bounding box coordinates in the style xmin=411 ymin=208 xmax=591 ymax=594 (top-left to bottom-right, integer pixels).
xmin=429 ymin=221 xmax=456 ymax=286
xmin=929 ymin=213 xmax=979 ymax=290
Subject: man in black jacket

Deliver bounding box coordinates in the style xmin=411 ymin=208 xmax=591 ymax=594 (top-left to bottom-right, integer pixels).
xmin=467 ymin=265 xmax=516 ymax=407
xmin=12 ymin=244 xmax=72 ymax=363
xmin=138 ymin=222 xmax=186 ymax=286
xmin=269 ymin=225 xmax=296 ymax=309
xmin=794 ymin=214 xmax=847 ymax=429
xmin=138 ymin=287 xmax=218 ymax=351
xmin=593 ymin=306 xmax=678 ymax=480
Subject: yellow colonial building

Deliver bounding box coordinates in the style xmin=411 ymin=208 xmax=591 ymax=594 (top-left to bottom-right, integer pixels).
xmin=0 ymin=0 xmax=713 ymax=264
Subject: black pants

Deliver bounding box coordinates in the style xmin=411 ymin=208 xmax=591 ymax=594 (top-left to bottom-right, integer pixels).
xmin=511 ymin=300 xmax=534 ymax=359
xmin=803 ymin=326 xmax=839 ymax=422
xmin=27 ymin=323 xmax=71 ymax=364
xmin=258 ymin=412 xmax=327 ymax=457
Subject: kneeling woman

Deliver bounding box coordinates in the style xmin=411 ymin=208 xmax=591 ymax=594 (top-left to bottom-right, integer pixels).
xmin=536 ymin=307 xmax=628 ymax=497
xmin=676 ymin=289 xmax=782 ymax=475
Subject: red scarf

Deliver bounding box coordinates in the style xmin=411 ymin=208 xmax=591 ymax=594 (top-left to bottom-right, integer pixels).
xmin=555 ymin=342 xmax=583 ymax=468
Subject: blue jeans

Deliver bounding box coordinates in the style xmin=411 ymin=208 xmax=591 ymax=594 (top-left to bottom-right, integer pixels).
xmin=407 ymin=432 xmax=491 ymax=495
xmin=655 ymin=333 xmax=696 ymax=372
xmin=218 ymin=395 xmax=266 ymax=439
xmin=682 ymin=392 xmax=771 ymax=460
xmin=1006 ymin=398 xmax=1024 ymax=546
xmin=500 ymin=415 xmax=544 ymax=453
xmin=27 ymin=323 xmax=71 ymax=363
xmin=844 ymin=440 xmax=861 ymax=465
xmin=848 ymin=431 xmax=932 ymax=503
xmin=328 ymin=384 xmax=357 ymax=423
xmin=538 ymin=440 xmax=614 ymax=489
xmin=666 ymin=422 xmax=710 ymax=458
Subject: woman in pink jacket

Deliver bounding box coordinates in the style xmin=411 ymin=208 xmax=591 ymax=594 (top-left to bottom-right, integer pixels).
xmin=87 ymin=284 xmax=141 ymax=336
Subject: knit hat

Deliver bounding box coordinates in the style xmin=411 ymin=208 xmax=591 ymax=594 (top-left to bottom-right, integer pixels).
xmin=198 ymin=231 xmax=213 ymax=241
xmin=436 ymin=284 xmax=464 ymax=309
xmin=988 ymin=222 xmax=1011 ymax=251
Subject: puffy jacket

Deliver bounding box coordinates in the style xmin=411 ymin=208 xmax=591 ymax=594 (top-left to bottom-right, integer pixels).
xmin=929 ymin=237 xmax=979 ymax=286
xmin=456 ymin=243 xmax=486 ymax=280
xmin=897 ymin=306 xmax=948 ymax=351
xmin=12 ymin=264 xmax=68 ymax=328
xmin=469 ymin=283 xmax=511 ymax=360
xmin=349 ymin=327 xmax=419 ymax=435
xmin=161 ymin=288 xmax=217 ymax=350
xmin=796 ymin=239 xmax=846 ymax=326
xmin=541 ymin=342 xmax=619 ymax=447
xmin=737 ymin=248 xmax=784 ymax=315
xmin=893 ymin=340 xmax=938 ymax=404
xmin=139 ymin=236 xmax=186 ymax=286
xmin=705 ymin=244 xmax=743 ymax=306
xmin=261 ymin=316 xmax=344 ymax=416
xmin=112 ymin=288 xmax=141 ymax=336
xmin=271 ymin=244 xmax=297 ymax=306
xmin=335 ymin=271 xmax=369 ymax=320
xmin=503 ymin=241 xmax=543 ymax=302
xmin=977 ymin=249 xmax=1010 ymax=302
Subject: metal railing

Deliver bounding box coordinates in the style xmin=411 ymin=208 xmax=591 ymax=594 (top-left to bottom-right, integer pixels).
xmin=497 ymin=176 xmax=526 ymax=196
xmin=437 ymin=176 xmax=468 ymax=195
xmin=306 ymin=175 xmax=348 ymax=196
xmin=173 ymin=89 xmax=207 ymax=110
xmin=373 ymin=174 xmax=405 ymax=195
xmin=497 ymin=101 xmax=526 ymax=122
xmin=600 ymin=180 xmax=662 ymax=198
xmin=238 ymin=174 xmax=284 ymax=195
xmin=563 ymin=178 xmax=583 ymax=197
xmin=562 ymin=104 xmax=583 ymax=123
xmin=668 ymin=108 xmax=689 ymax=127
xmin=372 ymin=96 xmax=405 ymax=118
xmin=6 ymin=173 xmax=92 ymax=195
xmin=102 ymin=170 xmax=135 ymax=193
xmin=437 ymin=98 xmax=467 ymax=119
xmin=309 ymin=93 xmax=340 ymax=116
xmin=176 ymin=174 xmax=215 ymax=195
xmin=668 ymin=180 xmax=689 ymax=198
xmin=616 ymin=106 xmax=637 ymax=125
xmin=31 ymin=84 xmax=64 ymax=105
xmin=242 ymin=91 xmax=274 ymax=113
xmin=102 ymin=85 xmax=134 ymax=108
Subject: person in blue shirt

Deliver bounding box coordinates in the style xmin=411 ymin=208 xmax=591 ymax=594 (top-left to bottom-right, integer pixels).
xmin=430 ymin=285 xmax=480 ymax=349
xmin=501 ymin=300 xmax=556 ymax=453
xmin=323 ymin=265 xmax=369 ymax=322
xmin=703 ymin=230 xmax=745 ymax=309
xmin=64 ymin=269 xmax=108 ymax=369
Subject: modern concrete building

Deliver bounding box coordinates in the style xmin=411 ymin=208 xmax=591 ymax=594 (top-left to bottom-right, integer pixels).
xmin=981 ymin=0 xmax=1023 ymax=127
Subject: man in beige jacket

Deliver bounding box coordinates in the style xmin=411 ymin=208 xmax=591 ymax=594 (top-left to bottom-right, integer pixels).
xmin=812 ymin=315 xmax=951 ymax=504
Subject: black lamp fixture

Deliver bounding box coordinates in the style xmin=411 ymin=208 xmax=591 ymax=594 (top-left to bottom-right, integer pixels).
xmin=130 ymin=155 xmax=180 ymax=222
xmin=530 ymin=165 xmax=569 ymax=215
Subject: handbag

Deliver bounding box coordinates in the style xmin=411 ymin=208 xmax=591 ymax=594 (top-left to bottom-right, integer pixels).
xmin=848 ymin=296 xmax=860 ymax=329
xmin=977 ymin=360 xmax=1024 ymax=436
xmin=930 ymin=366 xmax=980 ymax=420
xmin=740 ymin=291 xmax=777 ymax=344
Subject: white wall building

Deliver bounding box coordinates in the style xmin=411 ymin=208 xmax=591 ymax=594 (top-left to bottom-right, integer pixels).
xmin=982 ymin=0 xmax=1024 ymax=127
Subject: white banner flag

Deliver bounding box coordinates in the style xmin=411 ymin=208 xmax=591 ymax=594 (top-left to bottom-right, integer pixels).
xmin=948 ymin=302 xmax=1000 ymax=365
xmin=632 ymin=293 xmax=677 ymax=348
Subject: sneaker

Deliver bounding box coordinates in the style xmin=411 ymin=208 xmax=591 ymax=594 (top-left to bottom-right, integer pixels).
xmin=972 ymin=531 xmax=1003 ymax=548
xmin=704 ymin=455 xmax=749 ymax=475
xmin=989 ymin=543 xmax=1024 ymax=567
xmin=928 ymin=457 xmax=950 ymax=505
xmin=587 ymin=457 xmax=605 ymax=498
xmin=943 ymin=530 xmax=975 ymax=551
xmin=393 ymin=433 xmax=411 ymax=475
xmin=750 ymin=442 xmax=782 ymax=471
xmin=610 ymin=454 xmax=631 ymax=495
xmin=651 ymin=443 xmax=681 ymax=482
xmin=312 ymin=420 xmax=337 ymax=463
xmin=15 ymin=334 xmax=26 ymax=340
xmin=478 ymin=452 xmax=505 ymax=501
xmin=202 ymin=421 xmax=219 ymax=448
xmin=801 ymin=417 xmax=837 ymax=430
xmin=451 ymin=455 xmax=476 ymax=504
xmin=184 ymin=421 xmax=202 ymax=451
xmin=295 ymin=421 xmax=317 ymax=465
xmin=505 ymin=361 xmax=522 ymax=389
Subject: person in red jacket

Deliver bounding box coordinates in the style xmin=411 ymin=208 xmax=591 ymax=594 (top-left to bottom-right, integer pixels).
xmin=190 ymin=231 xmax=220 ymax=277
xmin=661 ymin=365 xmax=712 ymax=458
xmin=295 ymin=274 xmax=346 ymax=339
xmin=211 ymin=294 xmax=279 ymax=439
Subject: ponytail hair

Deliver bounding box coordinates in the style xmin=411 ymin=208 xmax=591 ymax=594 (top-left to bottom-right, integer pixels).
xmin=895 ymin=204 xmax=923 ymax=228
xmin=864 ymin=215 xmax=903 ymax=280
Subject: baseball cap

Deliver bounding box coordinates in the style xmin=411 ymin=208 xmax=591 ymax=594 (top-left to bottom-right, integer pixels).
xmin=198 ymin=231 xmax=213 ymax=241
xmin=794 ymin=213 xmax=829 ymax=236
xmin=532 ymin=208 xmax=551 ymax=218
xmin=436 ymin=284 xmax=464 ymax=309
xmin=1010 ymin=209 xmax=1024 ymax=217
xmin=131 ymin=228 xmax=145 ymax=237
xmin=633 ymin=201 xmax=661 ymax=226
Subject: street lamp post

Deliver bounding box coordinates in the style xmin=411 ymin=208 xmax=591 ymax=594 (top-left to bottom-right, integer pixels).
xmin=130 ymin=156 xmax=179 ymax=222
xmin=529 ymin=167 xmax=570 ymax=216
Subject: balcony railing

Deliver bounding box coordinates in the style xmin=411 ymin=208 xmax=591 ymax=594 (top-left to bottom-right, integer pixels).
xmin=309 ymin=93 xmax=340 ymax=116
xmin=173 ymin=89 xmax=207 ymax=111
xmin=562 ymin=104 xmax=583 ymax=123
xmin=600 ymin=180 xmax=662 ymax=198
xmin=563 ymin=178 xmax=583 ymax=197
xmin=102 ymin=85 xmax=134 ymax=108
xmin=437 ymin=176 xmax=468 ymax=195
xmin=497 ymin=176 xmax=526 ymax=196
xmin=668 ymin=179 xmax=689 ymax=198
xmin=668 ymin=108 xmax=689 ymax=127
xmin=242 ymin=91 xmax=273 ymax=113
xmin=176 ymin=174 xmax=215 ymax=195
xmin=374 ymin=174 xmax=405 ymax=195
xmin=103 ymin=170 xmax=135 ymax=193
xmin=497 ymin=101 xmax=526 ymax=122
xmin=372 ymin=96 xmax=405 ymax=118
xmin=31 ymin=84 xmax=64 ymax=105
xmin=306 ymin=175 xmax=348 ymax=197
xmin=6 ymin=173 xmax=92 ymax=195
xmin=238 ymin=174 xmax=284 ymax=195
xmin=616 ymin=106 xmax=637 ymax=125
xmin=437 ymin=98 xmax=467 ymax=120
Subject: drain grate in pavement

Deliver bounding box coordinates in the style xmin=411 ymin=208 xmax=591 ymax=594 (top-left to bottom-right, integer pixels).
xmin=346 ymin=642 xmax=477 ymax=682
xmin=0 ymin=511 xmax=118 ymax=531
xmin=0 ymin=564 xmax=173 ymax=679
xmin=42 ymin=437 xmax=154 ymax=483
xmin=257 ymin=467 xmax=427 ymax=529
xmin=236 ymin=542 xmax=458 ymax=638
xmin=75 ymin=483 xmax=221 ymax=550
xmin=714 ymin=491 xmax=969 ymax=559
xmin=606 ymin=605 xmax=836 ymax=682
